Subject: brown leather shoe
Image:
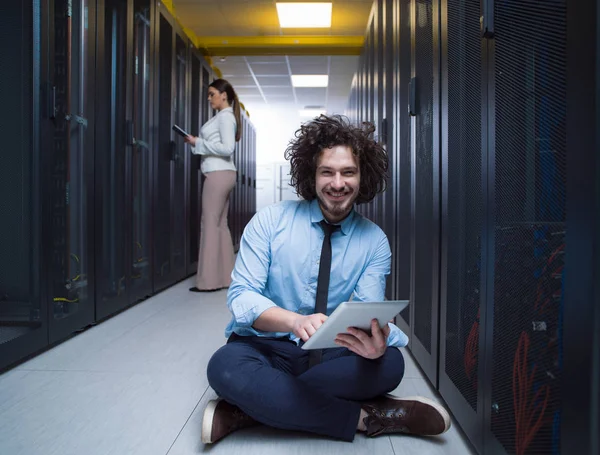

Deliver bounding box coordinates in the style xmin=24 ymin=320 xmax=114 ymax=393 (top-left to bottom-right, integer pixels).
xmin=362 ymin=395 xmax=451 ymax=437
xmin=201 ymin=399 xmax=259 ymax=444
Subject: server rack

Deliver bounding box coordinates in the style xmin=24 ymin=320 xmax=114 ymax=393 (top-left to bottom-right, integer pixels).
xmin=406 ymin=0 xmax=442 ymax=385
xmin=391 ymin=0 xmax=412 ymax=334
xmin=47 ymin=0 xmax=98 ymax=343
xmin=562 ymin=3 xmax=600 ymax=454
xmin=1 ymin=0 xmax=257 ymax=372
xmin=346 ymin=0 xmax=413 ymax=335
xmin=0 ymin=0 xmax=47 ymax=368
xmin=186 ymin=49 xmax=210 ymax=276
xmin=438 ymin=0 xmax=486 ymax=450
xmin=153 ymin=7 xmax=190 ymax=292
xmin=348 ymin=0 xmax=598 ymax=453
xmin=94 ymin=0 xmax=155 ymax=320
xmin=129 ymin=0 xmax=155 ymax=306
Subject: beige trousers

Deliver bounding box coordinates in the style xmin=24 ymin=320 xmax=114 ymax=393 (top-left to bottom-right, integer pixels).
xmin=195 ymin=170 xmax=237 ymax=290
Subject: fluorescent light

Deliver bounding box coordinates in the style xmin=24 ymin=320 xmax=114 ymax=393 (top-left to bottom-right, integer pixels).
xmin=276 ymin=3 xmax=332 ymax=28
xmin=299 ymin=108 xmax=327 ymax=117
xmin=291 ymin=75 xmax=329 ymax=87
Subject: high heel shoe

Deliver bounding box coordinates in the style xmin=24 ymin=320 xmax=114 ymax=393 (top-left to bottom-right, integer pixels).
xmin=189 ymin=286 xmax=224 ymax=293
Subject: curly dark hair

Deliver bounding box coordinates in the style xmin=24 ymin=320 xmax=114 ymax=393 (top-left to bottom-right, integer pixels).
xmin=284 ymin=114 xmax=388 ymax=204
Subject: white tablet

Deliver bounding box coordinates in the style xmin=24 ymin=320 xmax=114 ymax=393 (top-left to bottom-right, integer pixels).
xmin=301 ymin=300 xmax=409 ymax=350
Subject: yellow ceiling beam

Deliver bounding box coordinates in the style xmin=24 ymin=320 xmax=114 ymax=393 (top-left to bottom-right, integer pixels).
xmin=197 ymin=36 xmax=364 ymax=56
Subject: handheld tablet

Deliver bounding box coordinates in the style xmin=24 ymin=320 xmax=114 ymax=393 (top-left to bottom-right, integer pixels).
xmin=172 ymin=124 xmax=190 ymax=137
xmin=301 ymin=300 xmax=409 ymax=350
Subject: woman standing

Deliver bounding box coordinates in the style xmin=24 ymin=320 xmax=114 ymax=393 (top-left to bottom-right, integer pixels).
xmin=184 ymin=79 xmax=240 ymax=292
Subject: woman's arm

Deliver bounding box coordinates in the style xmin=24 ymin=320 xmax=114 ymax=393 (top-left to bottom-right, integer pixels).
xmin=189 ymin=112 xmax=236 ymax=156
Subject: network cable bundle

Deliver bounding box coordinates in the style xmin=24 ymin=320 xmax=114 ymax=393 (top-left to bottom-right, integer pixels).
xmin=491 ymin=225 xmax=564 ymax=455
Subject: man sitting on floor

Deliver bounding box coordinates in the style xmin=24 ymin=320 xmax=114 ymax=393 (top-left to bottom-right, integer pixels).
xmin=201 ymin=115 xmax=451 ymax=444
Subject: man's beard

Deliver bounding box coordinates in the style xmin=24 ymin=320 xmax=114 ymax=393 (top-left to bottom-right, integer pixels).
xmin=317 ymin=192 xmax=356 ymax=219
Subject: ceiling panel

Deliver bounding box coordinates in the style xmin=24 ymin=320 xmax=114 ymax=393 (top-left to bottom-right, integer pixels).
xmin=245 ymin=55 xmax=288 ymax=64
xmin=295 ymin=87 xmax=328 ymax=106
xmin=259 ymin=86 xmax=294 ymax=97
xmin=171 ymin=1 xmax=373 ymax=120
xmin=173 ymin=0 xmax=374 ymax=37
xmin=288 ymin=56 xmax=330 ymax=75
xmin=255 ymin=76 xmax=292 ymax=87
xmin=249 ymin=63 xmax=290 ymax=77
xmin=220 ymin=75 xmax=257 ymax=87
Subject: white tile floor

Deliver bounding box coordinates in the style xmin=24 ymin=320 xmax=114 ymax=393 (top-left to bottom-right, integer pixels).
xmin=0 ymin=277 xmax=476 ymax=455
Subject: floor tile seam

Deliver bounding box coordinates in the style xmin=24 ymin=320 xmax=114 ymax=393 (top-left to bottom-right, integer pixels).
xmin=165 ymin=385 xmax=211 ymax=455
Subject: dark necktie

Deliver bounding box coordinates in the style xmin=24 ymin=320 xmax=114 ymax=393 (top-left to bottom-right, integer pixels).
xmin=308 ymin=220 xmax=340 ymax=369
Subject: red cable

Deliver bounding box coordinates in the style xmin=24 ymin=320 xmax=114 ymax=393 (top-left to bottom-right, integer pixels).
xmin=464 ymin=308 xmax=480 ymax=381
xmin=513 ymin=331 xmax=550 ymax=455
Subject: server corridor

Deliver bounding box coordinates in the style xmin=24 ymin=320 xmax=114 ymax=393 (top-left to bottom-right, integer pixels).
xmin=0 ymin=277 xmax=473 ymax=455
xmin=1 ymin=0 xmax=599 ymax=454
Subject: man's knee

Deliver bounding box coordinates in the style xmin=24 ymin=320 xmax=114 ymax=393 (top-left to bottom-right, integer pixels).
xmin=381 ymin=347 xmax=405 ymax=390
xmin=206 ymin=342 xmax=262 ymax=398
xmin=206 ymin=345 xmax=237 ymax=394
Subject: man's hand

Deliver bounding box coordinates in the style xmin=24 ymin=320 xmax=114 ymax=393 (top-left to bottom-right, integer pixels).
xmin=334 ymin=319 xmax=390 ymax=359
xmin=292 ymin=313 xmax=328 ymax=342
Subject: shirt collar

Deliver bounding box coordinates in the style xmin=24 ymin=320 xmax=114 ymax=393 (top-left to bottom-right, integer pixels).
xmin=218 ymin=107 xmax=233 ymax=114
xmin=309 ymin=199 xmax=354 ymax=235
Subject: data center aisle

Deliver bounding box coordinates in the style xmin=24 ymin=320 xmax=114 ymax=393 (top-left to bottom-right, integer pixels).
xmin=0 ymin=278 xmax=474 ymax=455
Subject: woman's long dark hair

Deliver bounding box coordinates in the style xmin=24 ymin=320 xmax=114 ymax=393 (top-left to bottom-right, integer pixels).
xmin=209 ymin=78 xmax=241 ymax=142
xmin=284 ymin=114 xmax=388 ymax=204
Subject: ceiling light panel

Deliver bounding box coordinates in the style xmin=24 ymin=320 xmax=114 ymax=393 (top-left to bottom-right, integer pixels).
xmin=276 ymin=3 xmax=333 ymax=28
xmin=291 ymin=75 xmax=329 ymax=87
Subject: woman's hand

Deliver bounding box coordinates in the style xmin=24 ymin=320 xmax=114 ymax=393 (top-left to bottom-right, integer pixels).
xmin=183 ymin=135 xmax=197 ymax=145
xmin=334 ymin=319 xmax=390 ymax=359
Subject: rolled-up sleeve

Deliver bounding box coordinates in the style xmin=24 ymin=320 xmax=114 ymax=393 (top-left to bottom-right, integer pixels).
xmin=352 ymin=231 xmax=409 ymax=348
xmin=353 ymin=232 xmax=391 ymax=302
xmin=191 ymin=112 xmax=236 ymax=157
xmin=227 ymin=208 xmax=277 ymax=327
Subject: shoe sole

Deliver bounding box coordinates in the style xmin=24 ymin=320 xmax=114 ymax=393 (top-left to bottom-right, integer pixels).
xmin=384 ymin=394 xmax=452 ymax=435
xmin=201 ymin=399 xmax=220 ymax=444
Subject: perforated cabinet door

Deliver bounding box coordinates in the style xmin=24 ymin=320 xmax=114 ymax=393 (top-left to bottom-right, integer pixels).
xmin=0 ymin=0 xmax=48 ymax=369
xmin=438 ymin=0 xmax=485 ymax=450
xmin=486 ymin=0 xmax=567 ymax=453
xmin=408 ymin=0 xmax=441 ymax=385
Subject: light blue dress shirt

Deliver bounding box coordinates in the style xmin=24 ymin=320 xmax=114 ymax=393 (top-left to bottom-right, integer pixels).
xmin=225 ymin=199 xmax=409 ymax=348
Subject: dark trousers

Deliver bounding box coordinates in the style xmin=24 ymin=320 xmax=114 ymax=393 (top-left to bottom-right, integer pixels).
xmin=206 ymin=334 xmax=405 ymax=442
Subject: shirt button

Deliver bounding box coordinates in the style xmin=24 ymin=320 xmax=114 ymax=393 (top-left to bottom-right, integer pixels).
xmin=316 ymin=260 xmax=320 ymax=265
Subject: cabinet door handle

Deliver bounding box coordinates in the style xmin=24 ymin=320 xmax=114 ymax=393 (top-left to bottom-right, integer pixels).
xmin=481 ymin=0 xmax=495 ymax=39
xmin=408 ymin=78 xmax=417 ymax=116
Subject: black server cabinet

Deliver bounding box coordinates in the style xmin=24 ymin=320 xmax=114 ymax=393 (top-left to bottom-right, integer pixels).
xmin=188 ymin=62 xmax=212 ymax=267
xmin=95 ymin=0 xmax=154 ymax=320
xmin=245 ymin=119 xmax=251 ymax=228
xmin=439 ymin=0 xmax=485 ymax=450
xmin=153 ymin=9 xmax=189 ymax=292
xmin=382 ymin=0 xmax=396 ymax=301
xmin=47 ymin=0 xmax=97 ymax=343
xmin=563 ymin=2 xmax=600 ymax=454
xmin=228 ymin=131 xmax=239 ymax=251
xmin=375 ymin=1 xmax=386 ymax=233
xmin=186 ymin=51 xmax=208 ymax=276
xmin=391 ymin=0 xmax=413 ymax=333
xmin=0 ymin=0 xmax=47 ymax=370
xmin=483 ymin=1 xmax=568 ymax=453
xmin=408 ymin=0 xmax=441 ymax=385
xmin=130 ymin=0 xmax=154 ymax=304
xmin=95 ymin=0 xmax=131 ymax=319
xmin=239 ymin=118 xmax=245 ymax=241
